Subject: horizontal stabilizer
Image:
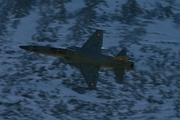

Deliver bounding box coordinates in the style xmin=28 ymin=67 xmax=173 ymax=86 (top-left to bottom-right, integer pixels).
xmin=113 ymin=69 xmax=125 ymax=83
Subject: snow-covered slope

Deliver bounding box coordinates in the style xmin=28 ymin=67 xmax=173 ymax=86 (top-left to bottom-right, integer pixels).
xmin=0 ymin=0 xmax=180 ymax=120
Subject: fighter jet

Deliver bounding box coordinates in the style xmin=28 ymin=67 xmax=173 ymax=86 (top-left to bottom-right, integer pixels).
xmin=19 ymin=30 xmax=134 ymax=89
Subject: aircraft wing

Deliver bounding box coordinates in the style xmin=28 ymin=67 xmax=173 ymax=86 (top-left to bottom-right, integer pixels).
xmin=81 ymin=30 xmax=103 ymax=53
xmin=74 ymin=64 xmax=100 ymax=89
xmin=113 ymin=69 xmax=125 ymax=83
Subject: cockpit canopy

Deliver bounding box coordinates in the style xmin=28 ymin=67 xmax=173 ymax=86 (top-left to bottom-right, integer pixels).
xmin=67 ymin=46 xmax=80 ymax=51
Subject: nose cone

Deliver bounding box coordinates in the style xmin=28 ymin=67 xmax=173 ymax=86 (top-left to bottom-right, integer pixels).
xmin=19 ymin=46 xmax=30 ymax=51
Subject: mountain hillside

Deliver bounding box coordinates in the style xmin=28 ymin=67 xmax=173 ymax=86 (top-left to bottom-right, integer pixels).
xmin=0 ymin=0 xmax=180 ymax=120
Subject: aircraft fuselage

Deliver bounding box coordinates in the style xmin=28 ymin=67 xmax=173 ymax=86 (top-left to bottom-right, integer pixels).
xmin=19 ymin=46 xmax=134 ymax=70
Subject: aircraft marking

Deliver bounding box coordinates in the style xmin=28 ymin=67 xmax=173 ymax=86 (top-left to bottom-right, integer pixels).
xmin=97 ymin=33 xmax=101 ymax=37
xmin=91 ymin=82 xmax=94 ymax=86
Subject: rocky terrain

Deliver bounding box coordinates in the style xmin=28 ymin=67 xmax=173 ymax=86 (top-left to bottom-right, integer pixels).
xmin=0 ymin=0 xmax=180 ymax=120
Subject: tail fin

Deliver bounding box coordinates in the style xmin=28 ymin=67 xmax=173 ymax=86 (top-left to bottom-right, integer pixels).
xmin=116 ymin=49 xmax=126 ymax=56
xmin=113 ymin=49 xmax=128 ymax=63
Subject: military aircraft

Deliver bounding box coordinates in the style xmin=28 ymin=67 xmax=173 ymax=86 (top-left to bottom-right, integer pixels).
xmin=19 ymin=30 xmax=134 ymax=89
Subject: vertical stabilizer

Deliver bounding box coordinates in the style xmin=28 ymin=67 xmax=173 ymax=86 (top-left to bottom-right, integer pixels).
xmin=116 ymin=49 xmax=126 ymax=56
xmin=113 ymin=49 xmax=128 ymax=63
